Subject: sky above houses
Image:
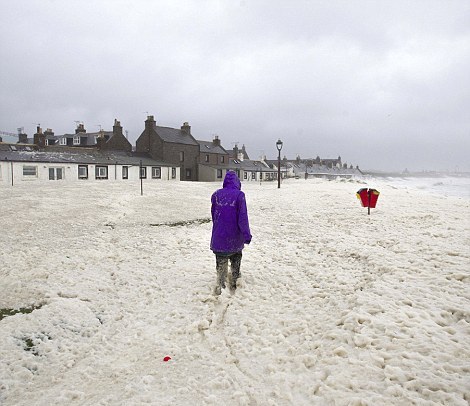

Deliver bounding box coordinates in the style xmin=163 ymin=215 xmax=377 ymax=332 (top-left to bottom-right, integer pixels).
xmin=1 ymin=0 xmax=469 ymax=172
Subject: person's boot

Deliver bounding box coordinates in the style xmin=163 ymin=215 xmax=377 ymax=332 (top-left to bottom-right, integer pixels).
xmin=214 ymin=266 xmax=227 ymax=295
xmin=229 ymin=271 xmax=239 ymax=293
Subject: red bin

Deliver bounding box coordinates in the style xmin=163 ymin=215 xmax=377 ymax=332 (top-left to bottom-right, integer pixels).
xmin=356 ymin=188 xmax=380 ymax=208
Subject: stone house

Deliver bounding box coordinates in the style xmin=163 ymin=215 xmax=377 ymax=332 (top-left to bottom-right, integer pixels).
xmin=136 ymin=116 xmax=200 ymax=181
xmin=197 ymin=136 xmax=230 ymax=181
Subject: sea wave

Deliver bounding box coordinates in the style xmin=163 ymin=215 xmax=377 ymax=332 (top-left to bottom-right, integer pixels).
xmin=377 ymin=176 xmax=470 ymax=199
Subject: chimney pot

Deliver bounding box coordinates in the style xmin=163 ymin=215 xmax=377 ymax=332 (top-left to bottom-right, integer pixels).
xmin=212 ymin=135 xmax=221 ymax=147
xmin=181 ymin=122 xmax=191 ymax=135
xmin=18 ymin=133 xmax=28 ymax=144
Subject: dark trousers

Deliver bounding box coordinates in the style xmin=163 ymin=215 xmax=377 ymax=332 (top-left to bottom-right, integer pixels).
xmin=215 ymin=252 xmax=242 ymax=288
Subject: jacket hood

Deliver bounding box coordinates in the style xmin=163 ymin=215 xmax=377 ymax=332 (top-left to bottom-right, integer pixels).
xmin=223 ymin=171 xmax=241 ymax=190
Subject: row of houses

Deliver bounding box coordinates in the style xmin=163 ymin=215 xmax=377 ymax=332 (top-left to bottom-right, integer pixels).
xmin=0 ymin=116 xmax=361 ymax=185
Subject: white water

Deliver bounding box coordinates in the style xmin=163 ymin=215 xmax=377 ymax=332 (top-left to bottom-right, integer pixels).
xmin=1 ymin=179 xmax=469 ymax=405
xmin=366 ymin=175 xmax=470 ymax=199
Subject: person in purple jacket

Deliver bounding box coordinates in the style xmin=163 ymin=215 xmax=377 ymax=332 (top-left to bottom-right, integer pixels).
xmin=210 ymin=171 xmax=252 ymax=295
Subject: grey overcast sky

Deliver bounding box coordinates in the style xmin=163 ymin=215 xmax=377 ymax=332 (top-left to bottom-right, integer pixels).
xmin=1 ymin=0 xmax=469 ymax=172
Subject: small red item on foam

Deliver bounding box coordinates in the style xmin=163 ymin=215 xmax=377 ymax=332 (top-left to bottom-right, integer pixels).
xmin=163 ymin=356 xmax=171 ymax=362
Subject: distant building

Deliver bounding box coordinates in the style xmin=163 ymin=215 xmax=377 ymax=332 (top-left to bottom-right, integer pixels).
xmin=197 ymin=136 xmax=230 ymax=182
xmin=0 ymin=119 xmax=178 ymax=184
xmin=227 ymin=145 xmax=277 ymax=182
xmin=136 ymin=116 xmax=200 ymax=181
xmin=0 ymin=143 xmax=179 ymax=184
xmin=30 ymin=120 xmax=132 ymax=152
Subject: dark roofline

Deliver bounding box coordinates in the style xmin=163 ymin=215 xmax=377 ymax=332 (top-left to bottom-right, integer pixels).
xmin=0 ymin=149 xmax=175 ymax=167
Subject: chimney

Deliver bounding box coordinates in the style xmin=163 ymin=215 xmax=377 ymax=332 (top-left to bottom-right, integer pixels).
xmin=33 ymin=126 xmax=45 ymax=146
xmin=241 ymin=144 xmax=249 ymax=160
xmin=113 ymin=119 xmax=123 ymax=136
xmin=44 ymin=128 xmax=54 ymax=137
xmin=143 ymin=115 xmax=156 ymax=152
xmin=18 ymin=132 xmax=28 ymax=144
xmin=212 ymin=135 xmax=221 ymax=147
xmin=96 ymin=137 xmax=105 ymax=150
xmin=75 ymin=123 xmax=86 ymax=134
xmin=145 ymin=115 xmax=156 ymax=131
xmin=181 ymin=122 xmax=191 ymax=135
xmin=232 ymin=144 xmax=239 ymax=159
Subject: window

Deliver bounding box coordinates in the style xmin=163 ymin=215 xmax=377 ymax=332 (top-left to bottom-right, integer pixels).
xmin=205 ymin=154 xmax=209 ymax=162
xmin=45 ymin=139 xmax=49 ymax=146
xmin=252 ymin=172 xmax=256 ymax=180
xmin=122 ymin=166 xmax=129 ymax=179
xmin=171 ymin=167 xmax=176 ymax=179
xmin=179 ymin=151 xmax=184 ymax=162
xmin=244 ymin=172 xmax=248 ymax=180
xmin=140 ymin=167 xmax=147 ymax=179
xmin=49 ymin=167 xmax=64 ymax=180
xmin=260 ymin=172 xmax=263 ymax=180
xmin=185 ymin=168 xmax=191 ymax=179
xmin=221 ymin=156 xmax=225 ymax=163
xmin=73 ymin=136 xmax=81 ymax=145
xmin=78 ymin=165 xmax=88 ymax=179
xmin=23 ymin=166 xmax=37 ymax=177
xmin=95 ymin=166 xmax=108 ymax=179
xmin=217 ymin=169 xmax=223 ymax=179
xmin=152 ymin=167 xmax=161 ymax=179
xmin=59 ymin=137 xmax=66 ymax=145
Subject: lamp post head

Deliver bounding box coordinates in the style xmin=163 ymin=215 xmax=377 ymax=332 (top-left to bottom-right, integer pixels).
xmin=276 ymin=139 xmax=283 ymax=152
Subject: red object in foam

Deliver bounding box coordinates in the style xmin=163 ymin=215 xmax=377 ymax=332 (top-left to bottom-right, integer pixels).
xmin=356 ymin=188 xmax=380 ymax=208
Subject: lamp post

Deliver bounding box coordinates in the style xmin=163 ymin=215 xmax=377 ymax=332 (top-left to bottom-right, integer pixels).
xmin=276 ymin=139 xmax=283 ymax=188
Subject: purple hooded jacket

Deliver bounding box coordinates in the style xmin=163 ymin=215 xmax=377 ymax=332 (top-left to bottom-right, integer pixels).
xmin=210 ymin=171 xmax=252 ymax=254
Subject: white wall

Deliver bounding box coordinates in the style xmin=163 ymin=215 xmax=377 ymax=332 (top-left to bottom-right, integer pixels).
xmin=198 ymin=164 xmax=227 ymax=182
xmin=0 ymin=161 xmax=180 ymax=185
xmin=240 ymin=170 xmax=277 ymax=182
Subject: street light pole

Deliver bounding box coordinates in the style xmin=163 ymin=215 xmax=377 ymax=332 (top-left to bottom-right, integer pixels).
xmin=276 ymin=139 xmax=283 ymax=189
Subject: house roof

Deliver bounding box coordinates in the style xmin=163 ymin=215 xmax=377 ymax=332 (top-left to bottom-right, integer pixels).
xmin=154 ymin=126 xmax=199 ymax=146
xmin=197 ymin=140 xmax=228 ymax=155
xmin=228 ymin=158 xmax=274 ymax=172
xmin=0 ymin=144 xmax=173 ymax=167
xmin=49 ymin=131 xmax=114 ymax=146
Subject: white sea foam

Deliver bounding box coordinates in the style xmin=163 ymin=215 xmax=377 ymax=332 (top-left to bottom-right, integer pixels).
xmin=0 ymin=179 xmax=469 ymax=405
xmin=366 ymin=175 xmax=470 ymax=199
